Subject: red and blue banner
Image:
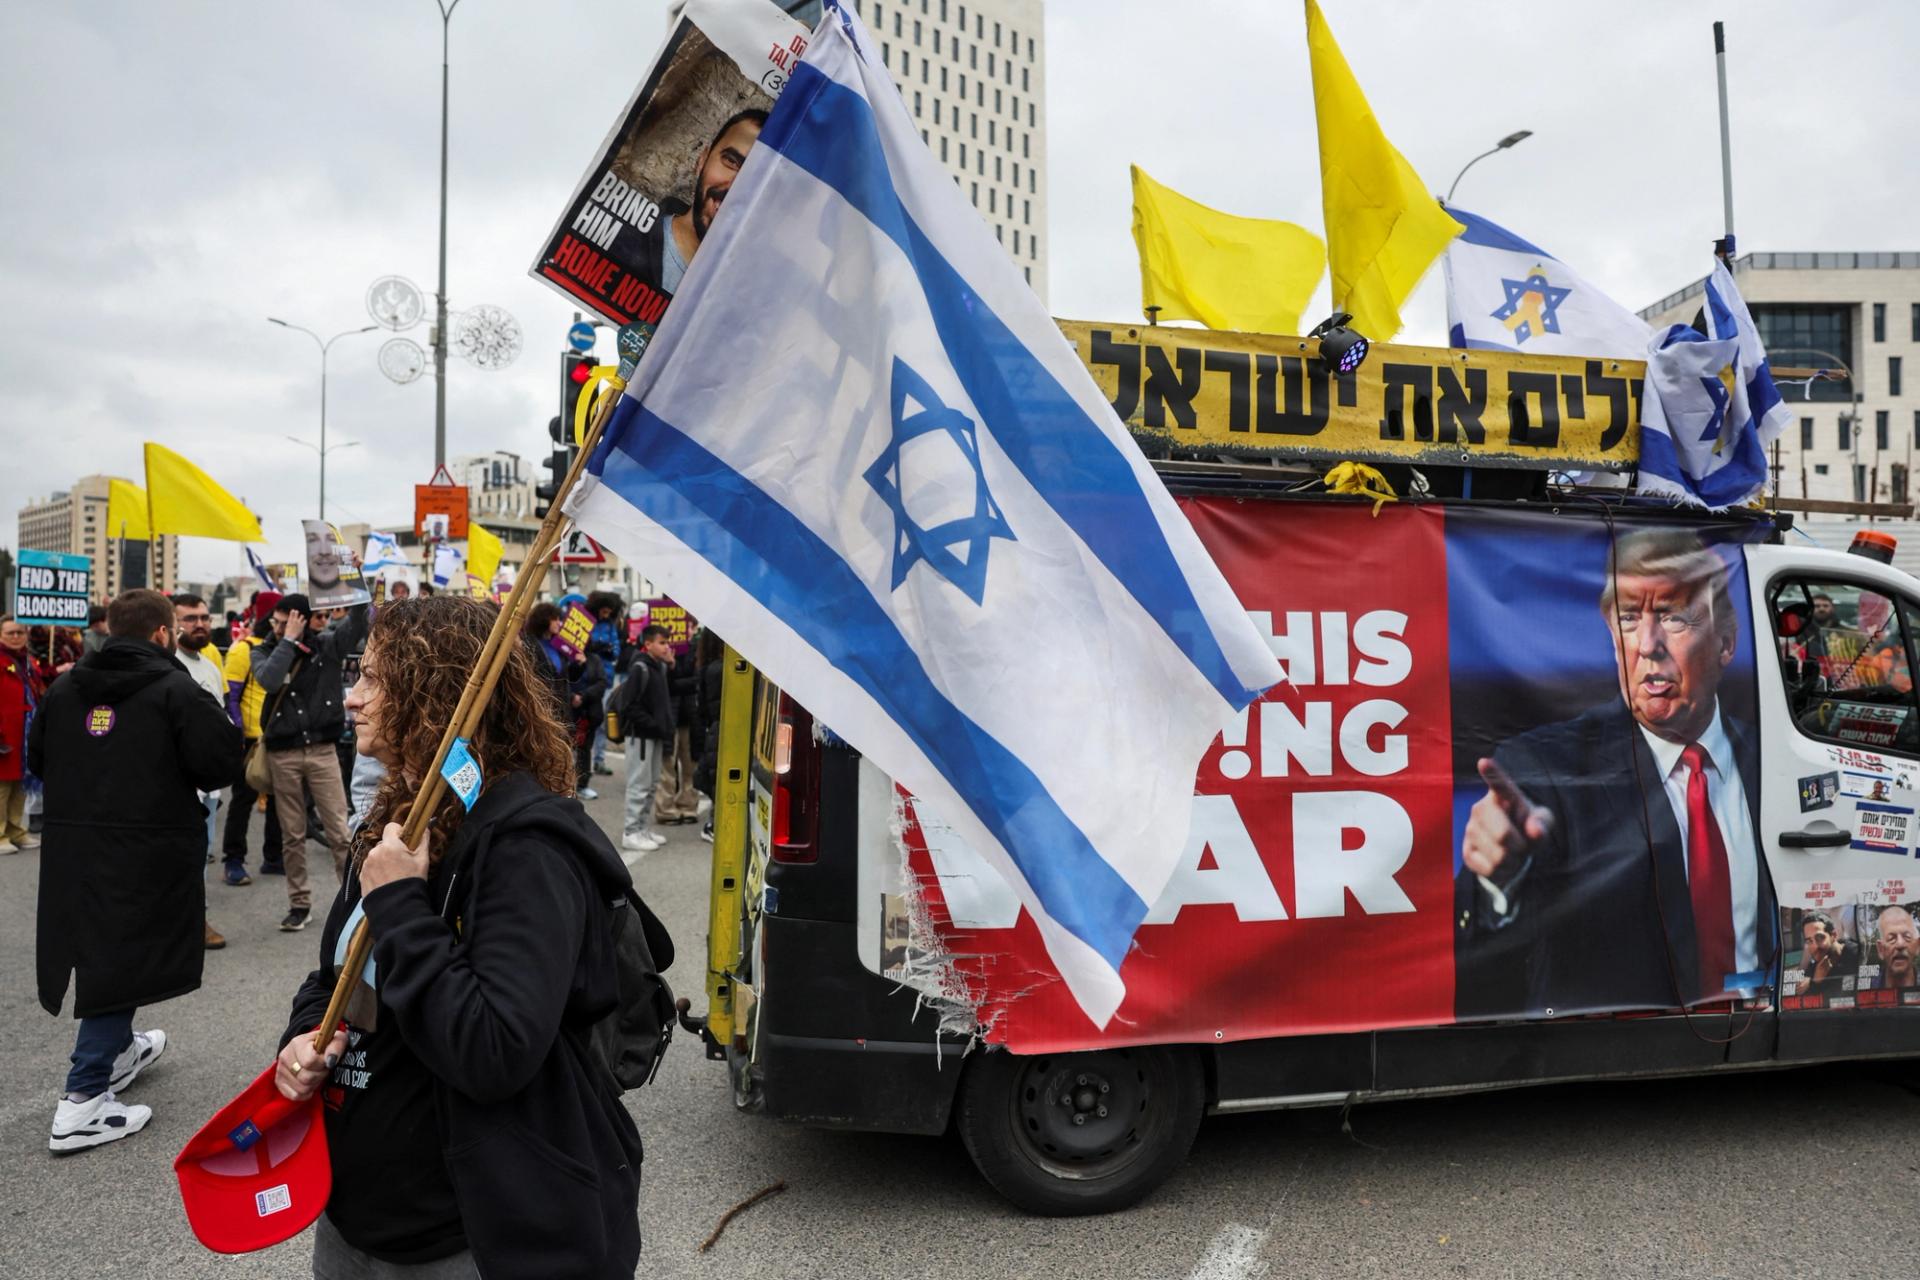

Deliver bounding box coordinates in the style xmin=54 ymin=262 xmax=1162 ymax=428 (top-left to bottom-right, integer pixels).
xmin=901 ymin=496 xmax=1775 ymax=1051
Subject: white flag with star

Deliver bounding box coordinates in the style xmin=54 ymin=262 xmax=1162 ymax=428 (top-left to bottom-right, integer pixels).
xmin=566 ymin=0 xmax=1281 ymax=1026
xmin=1442 ymin=207 xmax=1650 ymax=359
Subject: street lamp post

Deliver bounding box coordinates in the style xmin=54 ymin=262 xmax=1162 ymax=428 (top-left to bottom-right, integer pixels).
xmin=432 ymin=0 xmax=463 ymax=471
xmin=268 ymin=319 xmax=378 ymax=520
xmin=1444 ymin=130 xmax=1534 ymax=206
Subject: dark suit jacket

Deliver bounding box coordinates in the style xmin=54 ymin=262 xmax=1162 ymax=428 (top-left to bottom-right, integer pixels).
xmin=1454 ymin=699 xmax=1776 ymax=1020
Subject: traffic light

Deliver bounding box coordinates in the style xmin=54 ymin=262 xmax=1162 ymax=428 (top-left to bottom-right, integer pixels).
xmin=535 ymin=416 xmax=570 ymax=519
xmin=560 ymin=350 xmax=596 ymax=443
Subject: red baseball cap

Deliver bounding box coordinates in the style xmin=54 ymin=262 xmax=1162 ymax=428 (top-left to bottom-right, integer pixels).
xmin=174 ymin=1064 xmax=331 ymax=1254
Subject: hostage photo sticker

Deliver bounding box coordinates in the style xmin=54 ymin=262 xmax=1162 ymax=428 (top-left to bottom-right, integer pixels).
xmin=1800 ymin=771 xmax=1840 ymax=811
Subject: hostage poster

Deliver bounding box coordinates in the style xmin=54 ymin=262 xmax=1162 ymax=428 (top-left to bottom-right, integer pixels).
xmin=303 ymin=520 xmax=371 ymax=610
xmin=884 ymin=498 xmax=1777 ymax=1052
xmin=528 ymin=0 xmax=807 ymax=326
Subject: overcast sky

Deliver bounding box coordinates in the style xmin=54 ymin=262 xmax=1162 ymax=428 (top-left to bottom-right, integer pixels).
xmin=4 ymin=0 xmax=1917 ymax=583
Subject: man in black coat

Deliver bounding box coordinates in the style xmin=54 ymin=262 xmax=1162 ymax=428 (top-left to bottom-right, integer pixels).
xmin=1455 ymin=529 xmax=1775 ymax=1019
xmin=33 ymin=589 xmax=243 ymax=1153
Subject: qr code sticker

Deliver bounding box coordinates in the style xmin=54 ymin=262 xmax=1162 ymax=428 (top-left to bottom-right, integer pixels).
xmin=255 ymin=1184 xmax=292 ymax=1217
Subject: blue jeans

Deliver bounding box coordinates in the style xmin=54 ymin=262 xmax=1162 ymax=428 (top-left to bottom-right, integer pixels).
xmin=67 ymin=1009 xmax=135 ymax=1097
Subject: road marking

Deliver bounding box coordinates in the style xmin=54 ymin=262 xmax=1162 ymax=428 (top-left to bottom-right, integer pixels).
xmin=1189 ymin=1223 xmax=1269 ymax=1280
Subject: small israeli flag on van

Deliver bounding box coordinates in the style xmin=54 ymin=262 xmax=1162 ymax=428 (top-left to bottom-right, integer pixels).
xmin=1638 ymin=260 xmax=1790 ymax=510
xmin=567 ymin=0 xmax=1281 ymax=1026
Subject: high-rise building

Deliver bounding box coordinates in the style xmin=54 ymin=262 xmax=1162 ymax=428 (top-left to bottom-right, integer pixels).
xmin=16 ymin=475 xmax=179 ymax=599
xmin=454 ymin=450 xmax=536 ymax=521
xmin=773 ymin=0 xmax=1049 ymax=299
xmin=1641 ymin=252 xmax=1920 ymax=506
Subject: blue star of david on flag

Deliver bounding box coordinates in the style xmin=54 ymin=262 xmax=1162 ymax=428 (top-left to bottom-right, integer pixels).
xmin=1489 ymin=265 xmax=1573 ymax=344
xmin=1698 ymin=368 xmax=1734 ymax=453
xmin=863 ymin=358 xmax=1014 ymax=605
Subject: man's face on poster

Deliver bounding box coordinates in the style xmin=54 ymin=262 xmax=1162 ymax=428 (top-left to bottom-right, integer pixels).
xmin=691 ymin=117 xmax=762 ymax=242
xmin=1803 ymin=919 xmax=1835 ymax=962
xmin=1609 ymin=572 xmax=1734 ymax=744
xmin=1879 ymin=907 xmax=1918 ymax=983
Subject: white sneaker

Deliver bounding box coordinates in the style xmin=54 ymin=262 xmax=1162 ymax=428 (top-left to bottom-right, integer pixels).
xmin=109 ymin=1029 xmax=167 ymax=1093
xmin=579 ymin=787 xmax=600 ymax=801
xmin=621 ymin=832 xmax=666 ymax=854
xmin=49 ymin=1091 xmax=151 ymax=1154
xmin=0 ymin=840 xmax=17 ymax=855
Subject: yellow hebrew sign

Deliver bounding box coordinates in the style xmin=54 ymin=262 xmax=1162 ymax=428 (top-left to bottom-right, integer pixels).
xmin=1058 ymin=319 xmax=1647 ymax=471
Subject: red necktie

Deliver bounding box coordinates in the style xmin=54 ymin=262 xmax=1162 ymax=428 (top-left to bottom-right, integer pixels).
xmin=1681 ymin=743 xmax=1736 ymax=999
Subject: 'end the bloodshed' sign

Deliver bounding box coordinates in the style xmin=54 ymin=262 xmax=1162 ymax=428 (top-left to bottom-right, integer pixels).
xmin=14 ymin=549 xmax=93 ymax=625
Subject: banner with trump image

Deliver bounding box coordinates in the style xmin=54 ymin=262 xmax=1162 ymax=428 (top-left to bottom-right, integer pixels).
xmin=889 ymin=498 xmax=1774 ymax=1051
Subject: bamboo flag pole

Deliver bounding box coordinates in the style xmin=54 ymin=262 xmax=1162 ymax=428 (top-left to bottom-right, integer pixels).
xmin=312 ymin=327 xmax=647 ymax=1050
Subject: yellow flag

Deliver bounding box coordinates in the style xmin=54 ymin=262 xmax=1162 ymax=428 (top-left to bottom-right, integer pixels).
xmin=105 ymin=477 xmax=151 ymax=540
xmin=143 ymin=443 xmax=266 ymax=542
xmin=1305 ymin=0 xmax=1463 ymax=341
xmin=1130 ymin=166 xmax=1325 ymax=335
xmin=466 ymin=523 xmax=504 ymax=590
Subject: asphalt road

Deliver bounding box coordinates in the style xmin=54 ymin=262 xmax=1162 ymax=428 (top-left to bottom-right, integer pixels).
xmin=4 ymin=765 xmax=1920 ymax=1279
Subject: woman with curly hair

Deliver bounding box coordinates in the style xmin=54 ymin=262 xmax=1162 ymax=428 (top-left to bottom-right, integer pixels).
xmin=273 ymin=596 xmax=643 ymax=1277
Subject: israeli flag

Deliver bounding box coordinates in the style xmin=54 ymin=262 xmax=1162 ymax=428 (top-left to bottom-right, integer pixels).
xmin=244 ymin=546 xmax=277 ymax=592
xmin=1442 ymin=207 xmax=1650 ymax=359
xmin=362 ymin=530 xmax=407 ymax=573
xmin=1637 ymin=260 xmax=1789 ymax=510
xmin=567 ymin=0 xmax=1281 ymax=1026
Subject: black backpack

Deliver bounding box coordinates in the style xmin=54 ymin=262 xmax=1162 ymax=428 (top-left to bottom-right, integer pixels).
xmin=437 ymin=808 xmax=678 ymax=1093
xmin=587 ymin=887 xmax=678 ymax=1091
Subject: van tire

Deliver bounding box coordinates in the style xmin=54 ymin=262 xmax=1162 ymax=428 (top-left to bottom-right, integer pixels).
xmin=955 ymin=1045 xmax=1204 ymax=1216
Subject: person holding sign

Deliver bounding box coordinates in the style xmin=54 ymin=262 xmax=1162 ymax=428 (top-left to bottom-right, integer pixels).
xmin=273 ymin=596 xmax=642 ymax=1275
xmin=253 ymin=594 xmax=369 ymax=932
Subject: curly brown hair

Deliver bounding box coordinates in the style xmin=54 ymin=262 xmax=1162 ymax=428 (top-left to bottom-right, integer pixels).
xmin=354 ymin=596 xmax=574 ymax=863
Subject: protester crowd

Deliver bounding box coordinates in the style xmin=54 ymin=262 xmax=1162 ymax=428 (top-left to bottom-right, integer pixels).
xmin=4 ymin=579 xmax=716 ymax=1274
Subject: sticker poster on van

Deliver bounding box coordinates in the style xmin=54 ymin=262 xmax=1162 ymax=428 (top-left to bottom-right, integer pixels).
xmin=894 ymin=499 xmax=1779 ymax=1051
xmin=1780 ymin=881 xmax=1920 ymax=1011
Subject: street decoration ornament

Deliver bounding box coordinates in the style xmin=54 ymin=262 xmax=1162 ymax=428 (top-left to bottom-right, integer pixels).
xmin=365 ymin=275 xmax=425 ymax=331
xmin=863 ymin=359 xmax=1014 ymax=606
xmin=450 ymin=304 xmax=523 ymax=370
xmin=378 ymin=338 xmax=427 ymax=385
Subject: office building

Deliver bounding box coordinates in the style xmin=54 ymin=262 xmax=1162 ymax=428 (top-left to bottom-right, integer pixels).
xmin=771 ymin=0 xmax=1049 ymax=298
xmin=1641 ymin=252 xmax=1920 ymax=505
xmin=16 ymin=475 xmax=178 ymax=599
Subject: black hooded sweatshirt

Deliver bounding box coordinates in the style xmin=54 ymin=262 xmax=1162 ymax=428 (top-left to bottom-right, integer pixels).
xmin=281 ymin=771 xmax=643 ymax=1276
xmin=32 ymin=638 xmax=242 ymax=1017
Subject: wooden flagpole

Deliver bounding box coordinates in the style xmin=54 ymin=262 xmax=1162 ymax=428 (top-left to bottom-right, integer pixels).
xmin=312 ymin=343 xmax=639 ymax=1050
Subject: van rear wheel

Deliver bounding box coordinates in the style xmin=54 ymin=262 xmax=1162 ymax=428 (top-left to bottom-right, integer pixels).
xmin=955 ymin=1045 xmax=1204 ymax=1215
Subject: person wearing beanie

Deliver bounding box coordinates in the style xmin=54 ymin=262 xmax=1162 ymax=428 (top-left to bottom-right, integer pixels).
xmin=252 ymin=592 xmax=368 ymax=932
xmin=81 ymin=604 xmax=109 ymax=657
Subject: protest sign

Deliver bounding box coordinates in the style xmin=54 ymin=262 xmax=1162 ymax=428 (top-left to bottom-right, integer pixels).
xmin=302 ymin=521 xmax=371 ymax=609
xmin=14 ymin=549 xmax=92 ymax=625
xmin=1059 ymin=319 xmax=1647 ymax=472
xmin=643 ymin=596 xmax=693 ymax=655
xmin=528 ymin=0 xmax=806 ymax=326
xmin=553 ymin=603 xmax=595 ymax=662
